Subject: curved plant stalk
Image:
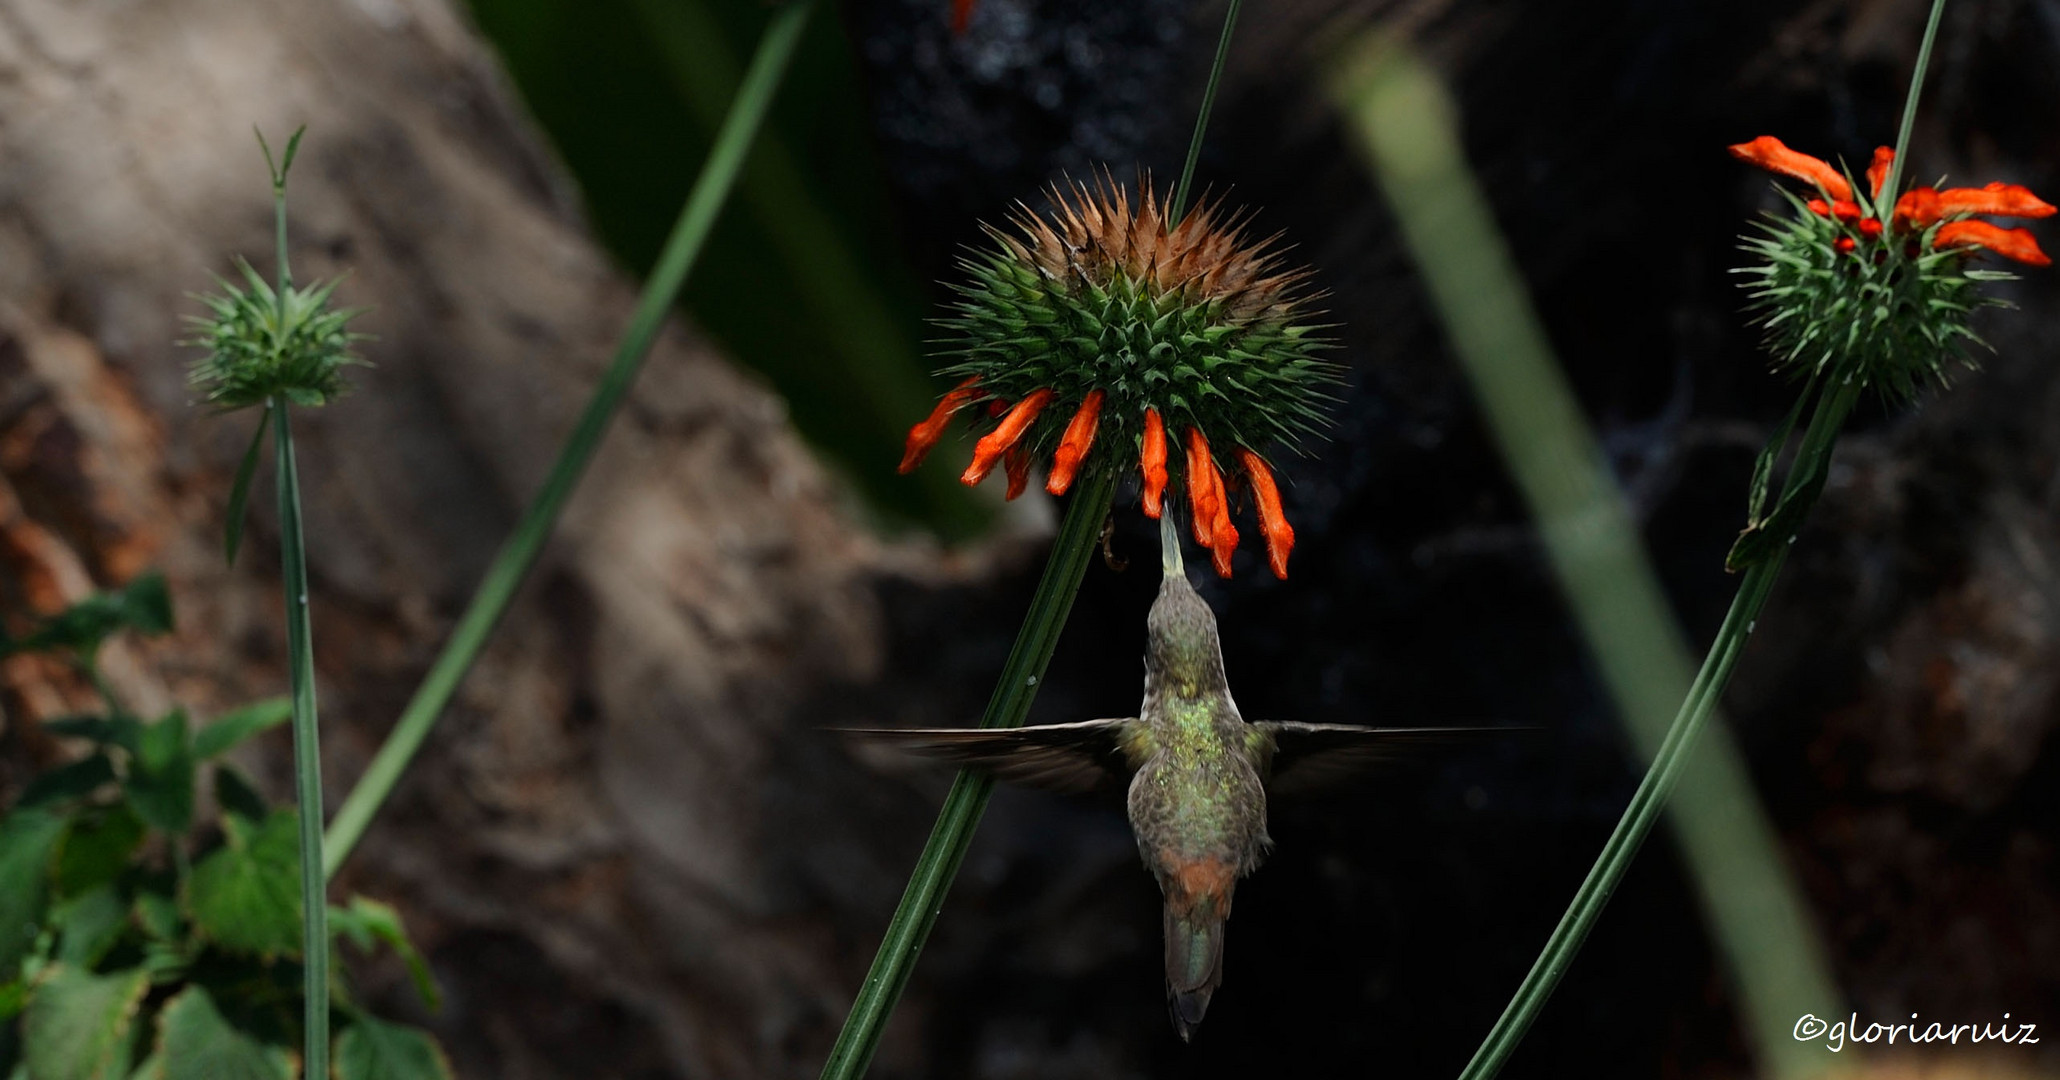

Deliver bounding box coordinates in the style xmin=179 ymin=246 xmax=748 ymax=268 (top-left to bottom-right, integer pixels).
xmin=816 ymin=469 xmax=1115 ymax=1080
xmin=1332 ymin=40 xmax=1844 ymax=1079
xmin=271 ymin=396 xmax=330 ymax=1078
xmin=321 ymin=0 xmax=817 ymax=876
xmin=1337 ymin=1 xmax=1951 ymax=1073
xmin=818 ymin=8 xmax=1251 ymax=1075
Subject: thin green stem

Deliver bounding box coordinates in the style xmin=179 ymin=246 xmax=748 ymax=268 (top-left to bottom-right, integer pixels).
xmin=1878 ymin=0 xmax=1950 ymax=215
xmin=271 ymin=396 xmax=328 ymax=1079
xmin=817 ymin=469 xmax=1116 ymax=1080
xmin=1454 ymin=378 xmax=1860 ymax=1080
xmin=321 ymin=0 xmax=817 ymax=876
xmin=273 ymin=184 xmax=291 ymax=303
xmin=1170 ymin=0 xmax=1243 ymax=225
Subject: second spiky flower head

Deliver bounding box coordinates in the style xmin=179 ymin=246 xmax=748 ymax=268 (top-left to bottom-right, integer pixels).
xmin=1730 ymin=136 xmax=2053 ymax=399
xmin=900 ymin=174 xmax=1339 ymax=579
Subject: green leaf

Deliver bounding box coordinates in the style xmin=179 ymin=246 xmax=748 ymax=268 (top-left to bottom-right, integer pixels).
xmin=52 ymin=886 xmax=127 ymax=968
xmin=183 ymin=811 xmax=300 ymax=959
xmin=124 ymin=712 xmax=194 ymax=834
xmin=329 ymin=897 xmax=439 ymax=1012
xmin=20 ymin=964 xmax=149 ymax=1080
xmin=1744 ymin=376 xmax=1816 ymax=528
xmin=153 ymin=985 xmax=295 ymax=1080
xmin=223 ymin=408 xmax=271 ymax=569
xmin=40 ymin=718 xmax=141 ymax=753
xmin=130 ymin=891 xmax=179 ymax=944
xmin=192 ymin=699 xmax=291 ymax=760
xmin=0 ymin=810 xmax=66 ymax=972
xmin=9 ymin=574 xmax=176 ymax=659
xmin=0 ymin=977 xmax=25 ymax=1021
xmin=211 ymin=767 xmax=268 ymax=829
xmin=53 ymin=804 xmax=145 ymax=899
xmin=18 ymin=756 xmax=117 ymax=810
xmin=333 ymin=1015 xmax=453 ymax=1080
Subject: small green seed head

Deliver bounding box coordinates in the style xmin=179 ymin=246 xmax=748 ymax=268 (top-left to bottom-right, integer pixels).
xmin=186 ymin=259 xmax=367 ymax=411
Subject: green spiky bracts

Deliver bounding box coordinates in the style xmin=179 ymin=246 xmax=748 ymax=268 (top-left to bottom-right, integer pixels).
xmin=187 ymin=259 xmax=367 ymax=411
xmin=900 ymin=176 xmax=1339 ymax=579
xmin=1730 ymin=137 xmax=2052 ymax=399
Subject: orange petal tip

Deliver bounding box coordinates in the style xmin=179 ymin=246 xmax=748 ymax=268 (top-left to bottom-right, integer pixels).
xmin=1728 ymin=135 xmax=1852 ymax=201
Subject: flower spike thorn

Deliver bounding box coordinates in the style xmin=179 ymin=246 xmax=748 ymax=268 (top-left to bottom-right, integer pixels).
xmin=1730 ymin=137 xmax=2052 ymax=399
xmin=903 ymin=174 xmax=1339 ymax=579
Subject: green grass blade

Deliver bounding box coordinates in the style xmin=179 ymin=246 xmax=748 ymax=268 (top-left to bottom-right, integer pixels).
xmin=817 ymin=469 xmax=1116 ymax=1080
xmin=223 ymin=409 xmax=270 ymax=567
xmin=1877 ymin=0 xmax=1950 ymax=215
xmin=321 ymin=0 xmax=818 ymax=877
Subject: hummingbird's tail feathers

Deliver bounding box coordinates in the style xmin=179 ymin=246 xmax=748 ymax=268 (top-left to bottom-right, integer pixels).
xmin=1159 ymin=856 xmax=1236 ymax=1041
xmin=833 ymin=718 xmax=1151 ymax=795
xmin=1162 ymin=896 xmax=1228 ymax=1042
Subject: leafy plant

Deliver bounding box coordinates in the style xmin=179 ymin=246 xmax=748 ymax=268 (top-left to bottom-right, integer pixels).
xmin=0 ymin=584 xmax=450 ymax=1079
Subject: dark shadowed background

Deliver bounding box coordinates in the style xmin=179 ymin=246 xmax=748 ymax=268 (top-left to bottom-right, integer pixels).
xmin=2 ymin=0 xmax=2058 ymax=1076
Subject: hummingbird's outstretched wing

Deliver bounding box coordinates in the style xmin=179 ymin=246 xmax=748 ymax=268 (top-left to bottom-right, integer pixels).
xmin=839 ymin=719 xmax=1150 ymax=795
xmin=1249 ymin=723 xmax=1526 ymax=796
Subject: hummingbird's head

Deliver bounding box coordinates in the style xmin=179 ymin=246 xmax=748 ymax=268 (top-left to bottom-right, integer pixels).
xmin=1146 ymin=566 xmax=1227 ymax=693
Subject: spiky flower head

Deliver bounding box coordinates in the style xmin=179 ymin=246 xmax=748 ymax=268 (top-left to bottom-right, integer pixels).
xmin=186 ymin=258 xmax=367 ymax=411
xmin=900 ymin=175 xmax=1339 ymax=579
xmin=1731 ymin=136 xmax=2053 ymax=399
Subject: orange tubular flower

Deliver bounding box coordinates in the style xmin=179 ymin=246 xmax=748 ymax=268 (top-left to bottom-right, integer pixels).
xmin=1728 ymin=136 xmax=1852 ymax=201
xmin=1206 ymin=473 xmax=1239 ymax=579
xmin=1004 ymin=444 xmax=1033 ymax=500
xmin=952 ymin=0 xmax=975 ymax=34
xmin=1867 ymin=145 xmax=1895 ymax=199
xmin=1936 ymin=221 xmax=2052 ymax=267
xmin=962 ymin=389 xmax=1053 ymax=486
xmin=1140 ymin=409 xmax=1169 ymax=519
xmin=1184 ymin=428 xmax=1239 ymax=577
xmin=1045 ymin=390 xmax=1105 ymax=496
xmin=900 ymin=377 xmax=981 ymax=474
xmin=1238 ymin=449 xmax=1294 ymax=580
xmin=1184 ymin=427 xmax=1218 ymax=548
xmin=1934 ymin=182 xmax=2057 ymax=221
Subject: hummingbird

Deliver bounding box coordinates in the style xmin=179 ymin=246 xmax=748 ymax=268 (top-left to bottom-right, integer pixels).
xmin=849 ymin=513 xmax=1514 ymax=1040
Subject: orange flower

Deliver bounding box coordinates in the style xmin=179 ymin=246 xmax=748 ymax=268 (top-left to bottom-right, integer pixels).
xmin=1936 ymin=221 xmax=2053 ymax=267
xmin=952 ymin=0 xmax=975 ymax=34
xmin=1184 ymin=428 xmax=1240 ymax=578
xmin=962 ymin=389 xmax=1053 ymax=486
xmin=900 ymin=377 xmax=981 ymax=474
xmin=1140 ymin=408 xmax=1169 ymax=519
xmin=1737 ymin=138 xmax=2053 ymax=267
xmin=1727 ymin=136 xmax=1852 ymax=201
xmin=1045 ymin=390 xmax=1104 ymax=496
xmin=1237 ymin=449 xmax=1295 ymax=579
xmin=1866 ymin=145 xmax=1895 ymax=199
xmin=1004 ymin=444 xmax=1033 ymax=500
xmin=1184 ymin=427 xmax=1219 ymax=549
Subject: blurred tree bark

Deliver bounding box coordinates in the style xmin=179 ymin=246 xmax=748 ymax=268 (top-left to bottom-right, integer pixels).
xmin=0 ymin=1 xmax=1024 ymax=1075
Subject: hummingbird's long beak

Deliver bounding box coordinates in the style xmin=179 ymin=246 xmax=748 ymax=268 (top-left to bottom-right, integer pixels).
xmin=1160 ymin=502 xmax=1184 ymax=578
